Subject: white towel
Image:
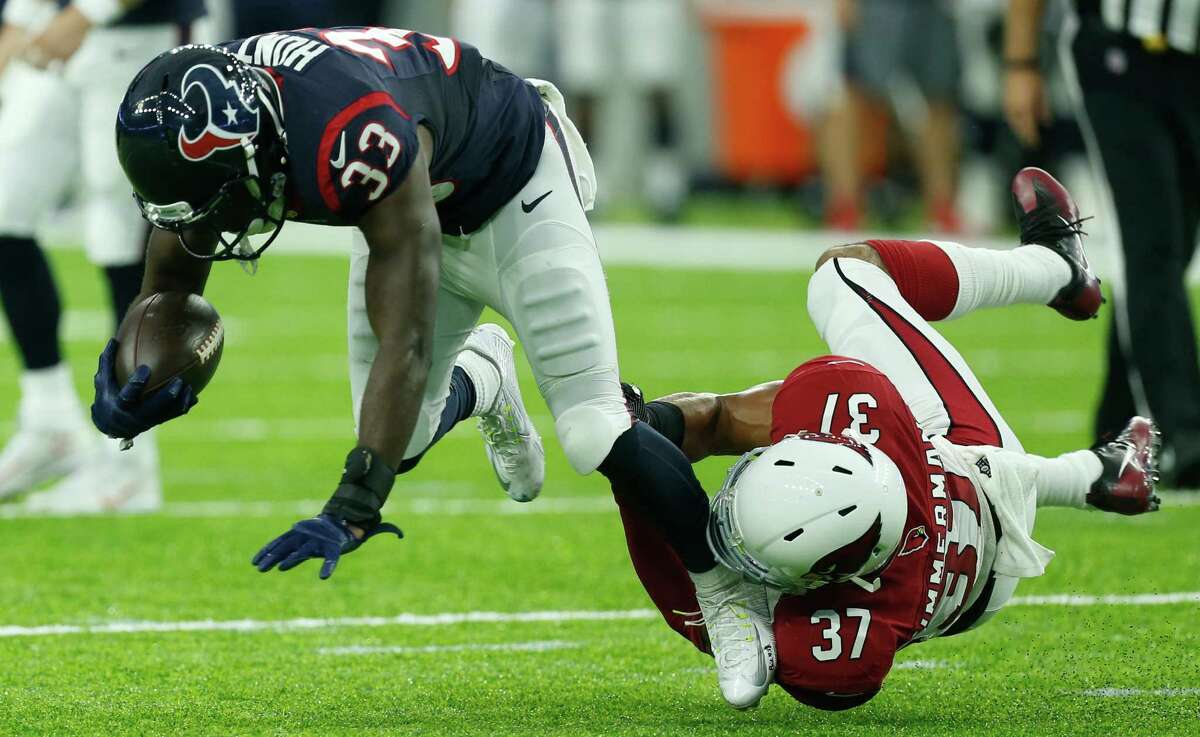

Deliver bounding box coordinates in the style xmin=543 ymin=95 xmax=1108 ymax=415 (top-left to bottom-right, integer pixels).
xmin=931 ymin=436 xmax=1056 ymax=580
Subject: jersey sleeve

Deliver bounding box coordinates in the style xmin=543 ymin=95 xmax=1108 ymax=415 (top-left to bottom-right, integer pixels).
xmin=314 ymin=92 xmax=419 ymax=220
xmin=615 ymin=497 xmax=712 ymax=656
xmin=771 ymin=591 xmax=898 ymax=699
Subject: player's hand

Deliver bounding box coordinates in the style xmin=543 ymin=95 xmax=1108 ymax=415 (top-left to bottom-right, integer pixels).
xmin=251 ymin=515 xmax=403 ymax=580
xmin=1003 ymin=67 xmax=1050 ymax=148
xmin=90 ymin=339 xmax=198 ymax=440
xmin=0 ymin=23 xmax=30 ymax=78
xmin=22 ymin=5 xmax=90 ymax=69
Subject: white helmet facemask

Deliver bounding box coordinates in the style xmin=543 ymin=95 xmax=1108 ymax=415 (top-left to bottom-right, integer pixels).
xmin=707 ymin=432 xmax=908 ymax=594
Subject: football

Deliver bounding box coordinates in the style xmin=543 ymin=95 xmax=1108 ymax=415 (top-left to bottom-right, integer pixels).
xmin=114 ymin=291 xmax=224 ymax=396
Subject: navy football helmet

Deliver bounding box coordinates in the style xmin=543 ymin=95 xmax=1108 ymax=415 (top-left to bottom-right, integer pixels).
xmin=116 ymin=44 xmax=289 ymax=261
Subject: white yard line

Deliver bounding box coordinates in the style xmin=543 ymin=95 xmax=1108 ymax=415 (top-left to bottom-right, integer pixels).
xmin=1079 ymin=688 xmax=1200 ymax=697
xmin=4 ymin=491 xmax=1196 ymax=520
xmin=0 ymin=609 xmax=659 ymax=639
xmin=894 ymin=659 xmax=954 ymax=670
xmin=1010 ymin=592 xmax=1200 ymax=606
xmin=0 ymin=496 xmax=615 ymax=519
xmin=317 ymin=640 xmax=582 ymax=656
xmin=0 ymin=592 xmax=1196 ymax=640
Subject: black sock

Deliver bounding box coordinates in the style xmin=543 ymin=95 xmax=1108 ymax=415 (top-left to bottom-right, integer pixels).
xmin=0 ymin=235 xmax=62 ymax=370
xmin=103 ymin=263 xmax=146 ymax=327
xmin=397 ymin=366 xmax=477 ymax=474
xmin=599 ymin=422 xmax=716 ymax=572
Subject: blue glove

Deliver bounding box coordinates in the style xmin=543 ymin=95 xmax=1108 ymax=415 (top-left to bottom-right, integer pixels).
xmin=251 ymin=514 xmax=403 ymax=580
xmin=91 ymin=339 xmax=198 ymax=439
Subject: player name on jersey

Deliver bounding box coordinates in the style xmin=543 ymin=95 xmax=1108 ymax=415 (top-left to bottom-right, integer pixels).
xmin=231 ymin=34 xmax=328 ymax=73
xmin=920 ymin=441 xmax=950 ymax=631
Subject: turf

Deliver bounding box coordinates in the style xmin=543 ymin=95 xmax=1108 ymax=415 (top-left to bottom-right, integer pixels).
xmin=1 ymin=249 xmax=1198 ymax=737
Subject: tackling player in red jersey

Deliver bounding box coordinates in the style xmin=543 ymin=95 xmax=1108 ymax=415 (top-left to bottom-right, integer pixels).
xmin=617 ymin=168 xmax=1161 ymax=710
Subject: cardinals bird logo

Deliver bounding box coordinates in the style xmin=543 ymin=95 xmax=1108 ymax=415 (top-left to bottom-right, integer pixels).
xmin=177 ymin=64 xmax=261 ymax=162
xmin=897 ymin=526 xmax=929 ymax=557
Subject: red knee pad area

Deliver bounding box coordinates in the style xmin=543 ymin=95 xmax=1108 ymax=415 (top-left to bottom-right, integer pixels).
xmin=865 ymin=239 xmax=959 ymax=322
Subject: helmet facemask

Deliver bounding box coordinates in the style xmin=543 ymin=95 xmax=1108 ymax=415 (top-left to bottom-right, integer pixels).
xmin=121 ymin=47 xmax=290 ymax=264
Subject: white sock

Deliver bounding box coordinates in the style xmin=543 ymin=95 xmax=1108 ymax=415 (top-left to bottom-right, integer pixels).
xmin=18 ymin=364 xmax=86 ymax=430
xmin=455 ymin=350 xmax=501 ymax=417
xmin=1031 ymin=449 xmax=1103 ymax=509
xmin=934 ymin=241 xmax=1073 ymax=320
xmin=689 ymin=564 xmax=742 ymax=594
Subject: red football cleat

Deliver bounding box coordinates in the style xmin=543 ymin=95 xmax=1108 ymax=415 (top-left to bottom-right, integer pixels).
xmin=1011 ymin=167 xmax=1104 ymax=320
xmin=1087 ymin=416 xmax=1162 ymax=515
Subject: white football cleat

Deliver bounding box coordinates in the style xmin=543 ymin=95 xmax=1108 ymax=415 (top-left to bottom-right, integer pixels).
xmin=693 ymin=573 xmax=777 ymax=710
xmin=463 ymin=323 xmax=545 ymax=502
xmin=0 ymin=424 xmax=94 ymax=501
xmin=20 ymin=433 xmax=162 ymax=514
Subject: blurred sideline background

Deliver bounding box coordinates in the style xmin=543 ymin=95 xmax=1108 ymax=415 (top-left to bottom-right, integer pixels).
xmin=23 ymin=0 xmax=1200 ymax=285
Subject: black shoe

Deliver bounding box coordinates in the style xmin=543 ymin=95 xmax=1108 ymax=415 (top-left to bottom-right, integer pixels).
xmin=1011 ymin=167 xmax=1103 ymax=321
xmin=1087 ymin=416 xmax=1162 ymax=515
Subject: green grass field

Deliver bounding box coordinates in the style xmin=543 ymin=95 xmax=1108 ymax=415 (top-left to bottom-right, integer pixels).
xmin=1 ymin=249 xmax=1198 ymax=737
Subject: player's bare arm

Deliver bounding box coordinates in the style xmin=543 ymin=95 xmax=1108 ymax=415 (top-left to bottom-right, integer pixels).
xmin=351 ymin=125 xmax=441 ymax=470
xmin=638 ymin=243 xmax=887 ymax=462
xmin=253 ymin=130 xmax=440 ymax=574
xmin=134 ymin=227 xmax=217 ymax=306
xmin=642 ymin=382 xmax=781 ymax=462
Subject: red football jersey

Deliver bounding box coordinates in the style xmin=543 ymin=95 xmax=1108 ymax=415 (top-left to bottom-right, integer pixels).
xmin=616 ymin=355 xmax=987 ymax=710
xmin=767 ymin=356 xmax=983 ymax=707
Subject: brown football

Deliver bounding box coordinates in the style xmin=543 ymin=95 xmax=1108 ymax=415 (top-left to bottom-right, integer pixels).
xmin=115 ymin=292 xmax=224 ymax=396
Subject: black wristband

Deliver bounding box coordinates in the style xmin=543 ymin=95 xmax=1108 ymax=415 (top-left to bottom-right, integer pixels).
xmin=645 ymin=401 xmax=686 ymax=450
xmin=321 ymin=446 xmax=397 ymax=527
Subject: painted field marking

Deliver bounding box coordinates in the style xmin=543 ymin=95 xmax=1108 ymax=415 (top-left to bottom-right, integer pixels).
xmin=1079 ymin=688 xmax=1200 ymax=697
xmin=0 ymin=609 xmax=658 ymax=639
xmin=0 ymin=496 xmax=616 ymax=520
xmin=1011 ymin=592 xmax=1200 ymax=606
xmin=318 ymin=640 xmax=581 ymax=656
xmin=0 ymin=593 xmax=1196 ymax=640
xmin=5 ymin=492 xmax=1197 ymax=521
xmin=894 ymin=659 xmax=954 ymax=671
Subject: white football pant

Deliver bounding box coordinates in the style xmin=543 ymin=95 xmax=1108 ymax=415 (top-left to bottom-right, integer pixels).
xmin=806 ymin=258 xmax=1038 ymax=631
xmin=348 ymin=108 xmax=630 ymax=476
xmin=0 ymin=23 xmax=191 ymax=265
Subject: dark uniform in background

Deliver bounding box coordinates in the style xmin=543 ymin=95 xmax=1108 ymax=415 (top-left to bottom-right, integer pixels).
xmin=231 ymin=0 xmax=384 ymax=38
xmin=1065 ymin=0 xmax=1200 ymax=485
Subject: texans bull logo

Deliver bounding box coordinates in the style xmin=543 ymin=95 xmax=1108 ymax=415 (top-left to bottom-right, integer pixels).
xmin=177 ymin=63 xmax=260 ymax=162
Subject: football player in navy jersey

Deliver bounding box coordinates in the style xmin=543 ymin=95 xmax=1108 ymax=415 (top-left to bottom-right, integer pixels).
xmin=98 ymin=30 xmax=775 ymax=708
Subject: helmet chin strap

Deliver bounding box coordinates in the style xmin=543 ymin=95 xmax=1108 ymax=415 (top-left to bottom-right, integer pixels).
xmin=224 ymin=136 xmax=287 ymax=274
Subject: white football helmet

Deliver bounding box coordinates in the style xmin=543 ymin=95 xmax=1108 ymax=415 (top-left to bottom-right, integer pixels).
xmin=707 ymin=432 xmax=908 ymax=593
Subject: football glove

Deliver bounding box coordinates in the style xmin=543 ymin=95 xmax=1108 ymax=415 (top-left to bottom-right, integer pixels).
xmin=251 ymin=514 xmax=403 ymax=580
xmin=90 ymin=339 xmax=198 ymax=440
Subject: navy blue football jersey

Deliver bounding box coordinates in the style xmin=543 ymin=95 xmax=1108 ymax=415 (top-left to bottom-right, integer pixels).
xmin=222 ymin=27 xmax=546 ymax=234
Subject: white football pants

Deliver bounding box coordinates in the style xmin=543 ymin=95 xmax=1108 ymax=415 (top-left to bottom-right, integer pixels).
xmin=0 ymin=24 xmax=188 ymax=265
xmin=348 ymin=118 xmax=631 ymax=475
xmin=806 ymin=257 xmax=1038 ymax=630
